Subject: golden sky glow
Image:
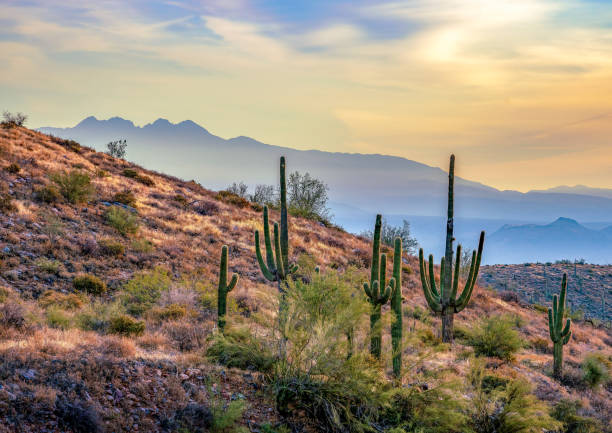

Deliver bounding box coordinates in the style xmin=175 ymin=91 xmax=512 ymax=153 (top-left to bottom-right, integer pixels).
xmin=1 ymin=0 xmax=612 ymax=191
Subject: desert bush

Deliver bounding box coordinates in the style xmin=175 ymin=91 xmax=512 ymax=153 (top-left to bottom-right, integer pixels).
xmin=73 ymin=274 xmax=106 ymax=295
xmin=161 ymin=319 xmax=205 ymax=351
xmin=98 ymin=238 xmax=125 ymax=256
xmin=173 ymin=194 xmax=189 ymax=207
xmin=250 ymin=184 xmax=277 ymax=207
xmin=1 ymin=111 xmax=27 ymax=128
xmin=131 ymin=238 xmax=154 ymax=253
xmin=105 ymin=205 xmax=139 ymax=236
xmin=35 ymin=184 xmax=62 ymax=203
xmin=226 ymin=181 xmax=249 ymax=198
xmin=46 ymin=307 xmax=71 ymax=330
xmin=271 ymin=268 xmax=387 ymax=432
xmin=530 ymin=337 xmax=550 ymax=353
xmin=286 ymin=171 xmax=331 ymax=223
xmin=209 ymin=397 xmax=248 ymax=433
xmin=193 ymin=200 xmax=219 ymax=216
xmin=112 ymin=190 xmax=136 ymax=207
xmin=106 ymin=139 xmax=127 ymax=159
xmin=206 ymin=326 xmax=275 ymax=372
xmin=108 ymin=314 xmax=145 ymax=336
xmin=0 ymin=301 xmax=26 ymax=329
xmin=550 ymin=399 xmax=602 ymax=433
xmin=5 ymin=163 xmax=20 ymax=174
xmin=50 ymin=170 xmax=95 ymax=204
xmin=39 ymin=291 xmax=83 ymax=310
xmin=75 ymin=300 xmax=123 ymax=332
xmin=0 ymin=187 xmax=16 ymax=212
xmin=468 ymin=360 xmax=560 ymax=433
xmin=99 ymin=335 xmax=136 ymax=358
xmin=35 ymin=258 xmax=62 ymax=275
xmin=122 ymin=267 xmax=171 ymax=316
xmin=383 ymin=381 xmax=469 ymax=433
xmin=215 ymin=190 xmax=250 ymax=208
xmin=122 ymin=168 xmax=154 ymax=186
xmin=467 ymin=315 xmax=524 ymax=361
xmin=581 ymin=353 xmax=610 ymax=389
xmin=0 ymin=286 xmax=9 ymax=303
xmin=500 ymin=291 xmax=521 ymax=303
xmin=147 ymin=303 xmax=187 ymax=322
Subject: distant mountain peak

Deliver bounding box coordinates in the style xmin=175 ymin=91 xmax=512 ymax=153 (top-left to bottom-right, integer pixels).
xmin=550 ymin=217 xmax=580 ymax=226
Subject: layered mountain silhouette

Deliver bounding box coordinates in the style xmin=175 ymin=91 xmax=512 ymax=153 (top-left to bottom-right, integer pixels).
xmin=486 ymin=217 xmax=612 ymax=264
xmin=39 ymin=117 xmax=612 ymax=263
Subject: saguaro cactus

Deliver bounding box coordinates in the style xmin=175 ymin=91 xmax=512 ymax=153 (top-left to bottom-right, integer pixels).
xmin=254 ymin=156 xmax=298 ymax=286
xmin=390 ymin=237 xmax=403 ymax=378
xmin=548 ymin=273 xmax=571 ymax=378
xmin=217 ymin=245 xmax=238 ymax=331
xmin=418 ymin=155 xmax=485 ymax=342
xmin=363 ymin=214 xmax=395 ymax=359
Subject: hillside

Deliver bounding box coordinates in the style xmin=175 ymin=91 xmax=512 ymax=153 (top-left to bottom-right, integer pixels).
xmin=485 ymin=218 xmax=612 ymax=264
xmin=1 ymin=125 xmax=611 ymax=433
xmin=479 ymin=263 xmax=612 ymax=322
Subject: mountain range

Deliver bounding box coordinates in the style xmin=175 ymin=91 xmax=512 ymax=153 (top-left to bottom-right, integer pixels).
xmin=38 ymin=117 xmax=612 ymax=264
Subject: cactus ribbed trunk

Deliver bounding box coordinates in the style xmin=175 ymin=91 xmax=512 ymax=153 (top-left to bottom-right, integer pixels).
xmin=441 ymin=155 xmax=455 ymax=343
xmin=553 ymin=342 xmax=563 ymax=378
xmin=370 ymin=305 xmax=382 ymax=359
xmin=391 ymin=238 xmax=403 ymax=378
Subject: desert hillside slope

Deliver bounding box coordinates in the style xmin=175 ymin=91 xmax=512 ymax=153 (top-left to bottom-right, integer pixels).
xmin=0 ymin=125 xmax=611 ymax=433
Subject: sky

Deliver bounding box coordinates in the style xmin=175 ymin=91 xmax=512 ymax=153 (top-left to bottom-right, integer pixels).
xmin=1 ymin=0 xmax=612 ymax=191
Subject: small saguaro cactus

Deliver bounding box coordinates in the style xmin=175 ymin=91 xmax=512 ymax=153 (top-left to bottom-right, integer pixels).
xmin=217 ymin=245 xmax=238 ymax=331
xmin=254 ymin=156 xmax=298 ymax=287
xmin=548 ymin=273 xmax=571 ymax=378
xmin=363 ymin=214 xmax=395 ymax=359
xmin=418 ymin=155 xmax=485 ymax=342
xmin=390 ymin=237 xmax=403 ymax=378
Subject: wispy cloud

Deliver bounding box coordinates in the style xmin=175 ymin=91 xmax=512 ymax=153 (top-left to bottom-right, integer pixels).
xmin=1 ymin=0 xmax=612 ymax=190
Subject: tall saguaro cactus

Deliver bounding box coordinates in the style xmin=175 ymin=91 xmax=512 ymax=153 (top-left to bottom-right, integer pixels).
xmin=548 ymin=273 xmax=571 ymax=378
xmin=363 ymin=214 xmax=395 ymax=359
xmin=254 ymin=156 xmax=298 ymax=286
xmin=390 ymin=237 xmax=403 ymax=378
xmin=418 ymin=155 xmax=485 ymax=342
xmin=217 ymin=245 xmax=238 ymax=331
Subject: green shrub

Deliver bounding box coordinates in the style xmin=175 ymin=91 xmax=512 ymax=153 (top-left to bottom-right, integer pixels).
xmin=533 ymin=304 xmax=548 ymax=314
xmin=112 ymin=190 xmax=136 ymax=207
xmin=467 ymin=315 xmax=524 ymax=361
xmin=73 ymin=274 xmax=106 ymax=295
xmin=122 ymin=267 xmax=171 ymax=316
xmin=271 ymin=268 xmax=385 ymax=433
xmin=5 ymin=163 xmax=20 ymax=174
xmin=0 ymin=190 xmax=16 ymax=212
xmin=206 ymin=326 xmax=275 ymax=372
xmin=75 ymin=300 xmax=123 ymax=332
xmin=468 ymin=360 xmax=561 ymax=433
xmin=131 ymin=238 xmax=154 ymax=253
xmin=550 ymin=399 xmax=602 ymax=433
xmin=108 ymin=314 xmax=145 ymax=336
xmin=122 ymin=168 xmax=154 ymax=186
xmin=581 ymin=353 xmax=610 ymax=389
xmin=35 ymin=184 xmax=62 ymax=203
xmin=215 ymin=190 xmax=250 ymax=208
xmin=173 ymin=194 xmax=189 ymax=207
xmin=147 ymin=304 xmax=187 ymax=322
xmin=50 ymin=170 xmax=95 ymax=204
xmin=39 ymin=290 xmax=83 ymax=310
xmin=383 ymin=381 xmax=469 ymax=433
xmin=209 ymin=395 xmax=248 ymax=433
xmin=35 ymin=258 xmax=61 ymax=275
xmin=98 ymin=238 xmax=125 ymax=256
xmin=0 ymin=286 xmax=9 ymax=303
xmin=46 ymin=307 xmax=71 ymax=330
xmin=105 ymin=205 xmax=139 ymax=236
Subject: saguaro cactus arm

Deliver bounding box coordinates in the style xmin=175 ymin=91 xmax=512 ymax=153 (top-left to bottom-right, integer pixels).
xmin=454 ymin=231 xmax=485 ymax=312
xmin=218 ymin=245 xmax=239 ymax=330
xmin=255 ymin=228 xmax=276 ymax=281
